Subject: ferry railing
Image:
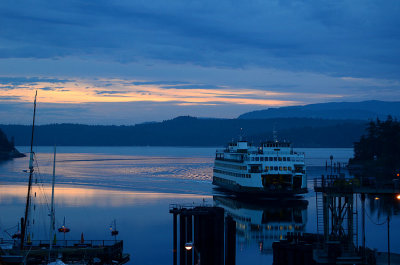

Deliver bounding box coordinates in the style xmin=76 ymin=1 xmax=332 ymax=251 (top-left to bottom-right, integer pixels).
xmin=215 ymin=157 xmax=244 ymax=163
xmin=249 ymin=169 xmax=262 ymax=173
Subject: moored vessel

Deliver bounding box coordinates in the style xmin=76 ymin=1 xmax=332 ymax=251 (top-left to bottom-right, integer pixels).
xmin=212 ymin=138 xmax=307 ymax=196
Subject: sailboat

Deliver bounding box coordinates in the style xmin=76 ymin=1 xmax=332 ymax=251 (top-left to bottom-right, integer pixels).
xmin=0 ymin=92 xmax=130 ymax=265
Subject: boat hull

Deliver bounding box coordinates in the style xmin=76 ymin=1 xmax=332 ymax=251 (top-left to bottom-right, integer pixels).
xmin=212 ymin=178 xmax=307 ymax=197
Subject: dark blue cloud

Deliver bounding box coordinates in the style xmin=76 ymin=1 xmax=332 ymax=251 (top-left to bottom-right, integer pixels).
xmin=132 ymin=81 xmax=190 ymax=86
xmin=0 ymin=0 xmax=398 ymax=79
xmin=39 ymin=87 xmax=55 ymax=91
xmin=0 ymin=77 xmax=70 ymax=85
xmin=161 ymin=84 xmax=223 ymax=90
xmin=0 ymin=96 xmax=21 ymax=101
xmin=95 ymin=90 xmax=129 ymax=95
xmin=132 ymin=81 xmax=223 ymax=90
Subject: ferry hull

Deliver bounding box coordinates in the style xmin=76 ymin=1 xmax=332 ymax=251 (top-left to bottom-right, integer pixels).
xmin=212 ymin=178 xmax=307 ymax=196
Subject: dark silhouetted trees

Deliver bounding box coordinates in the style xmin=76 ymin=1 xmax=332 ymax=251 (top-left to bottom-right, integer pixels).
xmin=0 ymin=117 xmax=366 ymax=147
xmin=0 ymin=128 xmax=24 ymax=160
xmin=350 ymin=116 xmax=400 ymax=178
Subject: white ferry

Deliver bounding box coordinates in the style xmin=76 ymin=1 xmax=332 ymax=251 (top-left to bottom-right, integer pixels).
xmin=212 ymin=139 xmax=307 ymax=195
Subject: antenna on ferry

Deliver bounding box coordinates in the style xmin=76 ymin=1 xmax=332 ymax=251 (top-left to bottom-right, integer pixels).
xmin=239 ymin=128 xmax=243 ymax=141
xmin=273 ymin=125 xmax=278 ymax=143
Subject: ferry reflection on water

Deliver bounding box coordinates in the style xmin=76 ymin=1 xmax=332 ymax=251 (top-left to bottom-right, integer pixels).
xmin=169 ymin=196 xmax=307 ymax=265
xmin=213 ymin=196 xmax=308 ymax=254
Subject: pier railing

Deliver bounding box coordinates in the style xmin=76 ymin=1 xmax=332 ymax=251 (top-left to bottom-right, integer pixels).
xmin=314 ymin=175 xmax=400 ymax=194
xmin=0 ymin=239 xmax=123 ymax=249
xmin=169 ymin=203 xmax=212 ymax=212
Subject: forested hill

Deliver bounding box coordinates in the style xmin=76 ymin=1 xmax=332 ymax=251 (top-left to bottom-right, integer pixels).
xmin=1 ymin=116 xmax=366 ymax=147
xmin=0 ymin=128 xmax=25 ymax=160
xmin=239 ymin=101 xmax=400 ymax=120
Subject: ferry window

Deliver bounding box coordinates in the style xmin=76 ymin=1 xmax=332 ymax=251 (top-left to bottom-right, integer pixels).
xmin=255 ymin=157 xmax=259 ymax=161
xmin=251 ymin=157 xmax=254 ymax=161
xmin=278 ymin=157 xmax=282 ymax=161
xmin=274 ymin=157 xmax=277 ymax=161
xmin=260 ymin=157 xmax=264 ymax=161
xmin=287 ymin=157 xmax=291 ymax=161
xmin=269 ymin=157 xmax=273 ymax=161
xmin=284 ymin=167 xmax=287 ymax=171
xmin=274 ymin=166 xmax=278 ymax=171
xmin=283 ymin=157 xmax=286 ymax=161
xmin=288 ymin=166 xmax=292 ymax=171
xmin=265 ymin=166 xmax=268 ymax=171
xmin=279 ymin=166 xmax=283 ymax=171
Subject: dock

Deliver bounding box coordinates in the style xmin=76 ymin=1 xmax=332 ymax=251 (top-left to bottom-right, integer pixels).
xmin=169 ymin=204 xmax=236 ymax=265
xmin=0 ymin=239 xmax=130 ymax=265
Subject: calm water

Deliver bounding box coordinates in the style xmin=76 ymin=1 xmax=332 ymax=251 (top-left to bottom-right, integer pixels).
xmin=0 ymin=147 xmax=399 ymax=265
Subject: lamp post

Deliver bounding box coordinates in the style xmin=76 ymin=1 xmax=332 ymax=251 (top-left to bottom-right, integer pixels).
xmin=185 ymin=242 xmax=200 ymax=265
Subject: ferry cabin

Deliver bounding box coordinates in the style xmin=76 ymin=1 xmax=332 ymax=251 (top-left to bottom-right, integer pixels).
xmin=213 ymin=140 xmax=307 ymax=194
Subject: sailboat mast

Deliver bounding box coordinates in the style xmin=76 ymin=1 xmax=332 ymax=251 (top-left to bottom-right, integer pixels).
xmin=49 ymin=145 xmax=56 ymax=252
xmin=21 ymin=90 xmax=37 ymax=249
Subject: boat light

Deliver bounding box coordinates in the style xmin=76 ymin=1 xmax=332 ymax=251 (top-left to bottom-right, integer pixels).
xmin=396 ymin=194 xmax=400 ymax=200
xmin=374 ymin=197 xmax=380 ymax=200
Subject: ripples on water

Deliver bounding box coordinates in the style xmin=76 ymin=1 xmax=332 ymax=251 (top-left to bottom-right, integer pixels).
xmin=0 ymin=147 xmax=399 ymax=265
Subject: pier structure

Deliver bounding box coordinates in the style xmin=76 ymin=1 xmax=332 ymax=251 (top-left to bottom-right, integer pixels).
xmin=314 ymin=174 xmax=400 ymax=264
xmin=314 ymin=175 xmax=360 ymax=264
xmin=273 ymin=173 xmax=400 ymax=265
xmin=169 ymin=204 xmax=236 ymax=265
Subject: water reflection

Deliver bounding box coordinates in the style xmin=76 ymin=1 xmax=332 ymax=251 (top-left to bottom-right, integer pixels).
xmin=367 ymin=194 xmax=400 ymax=219
xmin=0 ymin=185 xmax=211 ymax=207
xmin=0 ymin=150 xmax=213 ymax=195
xmin=213 ymin=196 xmax=308 ymax=254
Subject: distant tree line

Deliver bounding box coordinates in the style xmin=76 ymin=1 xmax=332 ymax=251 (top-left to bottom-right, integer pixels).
xmin=0 ymin=116 xmax=367 ymax=148
xmin=350 ymin=116 xmax=400 ymax=178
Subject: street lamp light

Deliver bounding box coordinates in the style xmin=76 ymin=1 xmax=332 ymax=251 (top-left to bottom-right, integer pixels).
xmin=185 ymin=241 xmax=200 ymax=265
xmin=185 ymin=242 xmax=193 ymax=251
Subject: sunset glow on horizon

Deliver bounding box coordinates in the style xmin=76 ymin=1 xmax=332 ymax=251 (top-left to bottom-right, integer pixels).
xmin=0 ymin=76 xmax=346 ymax=107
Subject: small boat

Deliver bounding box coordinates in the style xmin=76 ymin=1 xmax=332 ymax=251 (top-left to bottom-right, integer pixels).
xmin=58 ymin=218 xmax=70 ymax=233
xmin=212 ymin=138 xmax=307 ymax=196
xmin=110 ymin=220 xmax=119 ymax=237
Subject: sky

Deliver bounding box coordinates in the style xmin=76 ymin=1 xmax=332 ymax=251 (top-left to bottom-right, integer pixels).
xmin=0 ymin=0 xmax=399 ymax=124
